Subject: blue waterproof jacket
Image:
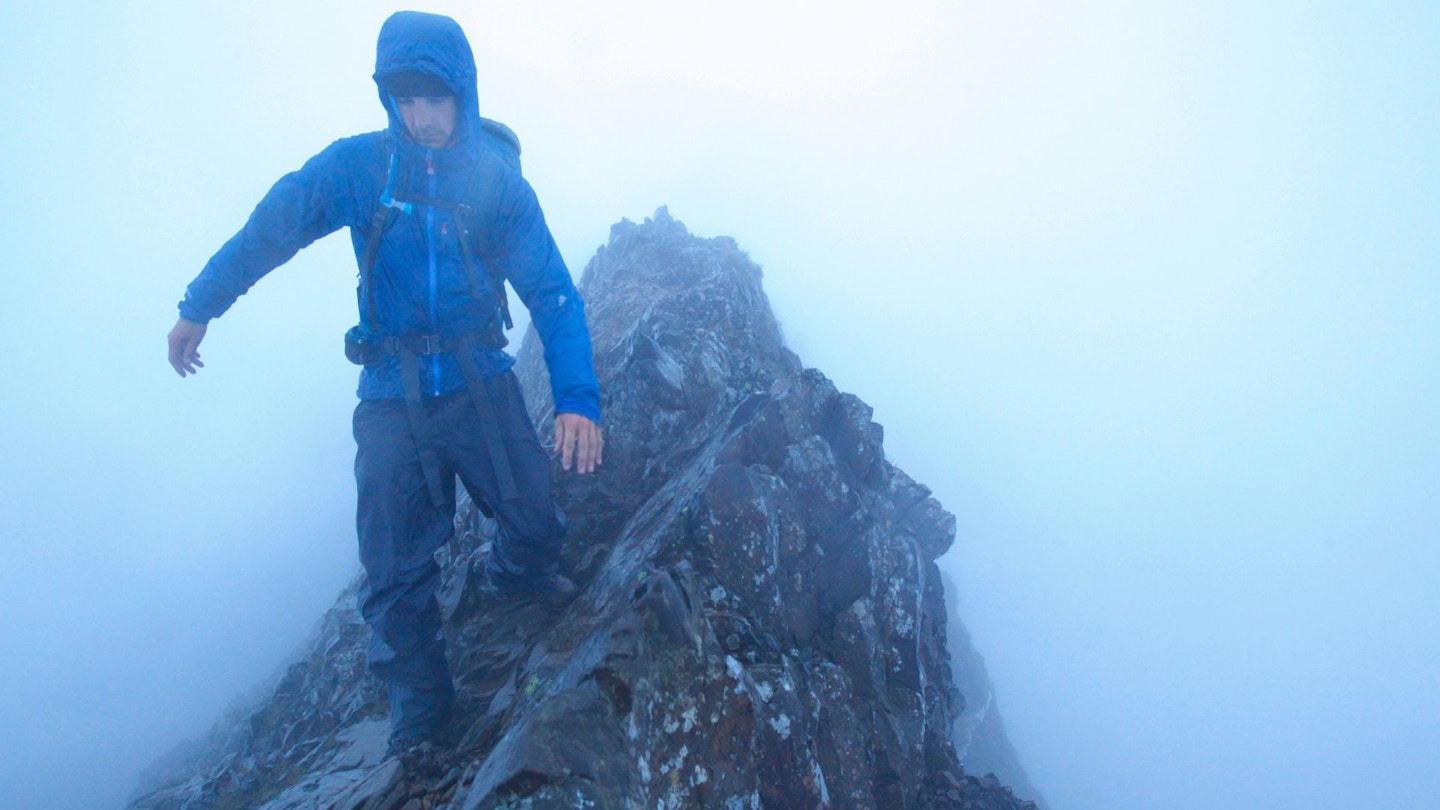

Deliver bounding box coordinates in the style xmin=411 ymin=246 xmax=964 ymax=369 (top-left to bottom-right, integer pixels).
xmin=180 ymin=12 xmax=600 ymax=421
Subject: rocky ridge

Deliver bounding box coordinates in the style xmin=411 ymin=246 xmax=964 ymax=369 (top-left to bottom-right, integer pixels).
xmin=129 ymin=208 xmax=1037 ymax=809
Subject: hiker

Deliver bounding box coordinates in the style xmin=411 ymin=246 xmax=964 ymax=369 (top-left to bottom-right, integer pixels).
xmin=165 ymin=11 xmax=602 ymax=756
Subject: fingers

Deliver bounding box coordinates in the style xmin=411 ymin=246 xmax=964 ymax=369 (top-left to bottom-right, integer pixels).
xmin=575 ymin=420 xmax=601 ymax=474
xmin=169 ymin=340 xmax=203 ymax=376
xmin=554 ymin=413 xmax=603 ymax=475
xmin=555 ymin=417 xmax=585 ymax=473
xmin=554 ymin=419 xmax=573 ymax=471
xmin=167 ymin=319 xmax=208 ymax=377
xmin=169 ymin=343 xmax=204 ymax=374
xmin=168 ymin=339 xmax=202 ymax=376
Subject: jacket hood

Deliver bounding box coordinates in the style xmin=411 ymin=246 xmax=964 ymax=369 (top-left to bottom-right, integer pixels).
xmin=373 ymin=11 xmax=482 ymax=147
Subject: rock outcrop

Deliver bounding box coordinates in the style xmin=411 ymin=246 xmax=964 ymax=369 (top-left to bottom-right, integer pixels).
xmin=129 ymin=208 xmax=1037 ymax=809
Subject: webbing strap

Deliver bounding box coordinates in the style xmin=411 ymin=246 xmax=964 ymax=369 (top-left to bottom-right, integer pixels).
xmin=453 ymin=216 xmax=487 ymax=308
xmin=456 ymin=335 xmax=519 ymax=502
xmin=457 ymin=160 xmax=514 ymax=331
xmin=389 ymin=334 xmax=517 ymax=505
xmin=399 ymin=349 xmax=448 ymax=510
xmin=359 ymin=206 xmax=395 ymax=332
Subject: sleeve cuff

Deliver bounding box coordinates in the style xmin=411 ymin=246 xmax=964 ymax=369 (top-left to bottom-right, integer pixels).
xmin=555 ymin=395 xmax=601 ymax=423
xmin=177 ymin=300 xmax=214 ymax=325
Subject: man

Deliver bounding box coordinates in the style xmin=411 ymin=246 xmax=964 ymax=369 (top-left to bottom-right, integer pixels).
xmin=166 ymin=11 xmax=602 ymax=755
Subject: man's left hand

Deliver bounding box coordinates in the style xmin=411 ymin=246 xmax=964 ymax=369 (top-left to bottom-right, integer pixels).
xmin=554 ymin=412 xmax=603 ymax=474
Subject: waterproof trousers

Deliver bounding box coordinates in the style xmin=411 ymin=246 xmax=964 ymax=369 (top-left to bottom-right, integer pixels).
xmin=352 ymin=369 xmax=564 ymax=740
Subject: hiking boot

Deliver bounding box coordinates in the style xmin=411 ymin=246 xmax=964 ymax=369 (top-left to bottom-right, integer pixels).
xmin=385 ymin=734 xmax=435 ymax=762
xmin=531 ymin=572 xmax=577 ymax=609
xmin=476 ymin=567 xmax=577 ymax=611
xmin=386 ymin=736 xmax=450 ymax=776
xmin=502 ymin=571 xmax=577 ymax=608
xmin=385 ymin=714 xmax=460 ymax=773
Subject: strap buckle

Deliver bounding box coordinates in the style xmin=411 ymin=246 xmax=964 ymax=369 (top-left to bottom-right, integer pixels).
xmin=418 ymin=334 xmax=444 ymax=355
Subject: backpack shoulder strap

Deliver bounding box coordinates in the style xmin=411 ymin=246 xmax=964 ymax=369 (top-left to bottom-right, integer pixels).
xmin=359 ymin=135 xmax=400 ymax=333
xmin=455 ymin=150 xmax=513 ymax=330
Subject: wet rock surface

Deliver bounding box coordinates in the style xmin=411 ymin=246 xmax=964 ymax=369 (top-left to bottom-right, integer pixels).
xmin=129 ymin=208 xmax=1037 ymax=809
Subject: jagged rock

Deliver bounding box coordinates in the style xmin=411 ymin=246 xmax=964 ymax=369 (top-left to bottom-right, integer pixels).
xmin=129 ymin=207 xmax=1037 ymax=809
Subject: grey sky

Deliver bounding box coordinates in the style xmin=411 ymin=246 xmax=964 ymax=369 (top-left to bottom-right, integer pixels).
xmin=1 ymin=2 xmax=1436 ymax=808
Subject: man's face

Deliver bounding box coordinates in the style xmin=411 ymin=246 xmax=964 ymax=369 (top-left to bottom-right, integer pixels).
xmin=395 ymin=96 xmax=458 ymax=148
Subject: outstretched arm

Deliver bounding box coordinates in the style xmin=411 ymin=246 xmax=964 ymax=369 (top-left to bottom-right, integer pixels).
xmin=167 ymin=318 xmax=208 ymax=377
xmin=175 ymin=138 xmax=365 ymax=336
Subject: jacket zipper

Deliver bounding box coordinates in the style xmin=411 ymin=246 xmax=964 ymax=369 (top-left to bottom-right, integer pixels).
xmin=425 ymin=152 xmax=440 ymax=395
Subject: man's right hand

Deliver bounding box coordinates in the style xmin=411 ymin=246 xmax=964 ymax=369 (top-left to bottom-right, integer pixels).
xmin=168 ymin=317 xmax=208 ymax=377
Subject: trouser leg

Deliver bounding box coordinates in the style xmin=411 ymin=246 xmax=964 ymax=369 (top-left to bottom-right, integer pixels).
xmin=443 ymin=370 xmax=565 ymax=582
xmin=353 ymin=398 xmax=455 ymax=740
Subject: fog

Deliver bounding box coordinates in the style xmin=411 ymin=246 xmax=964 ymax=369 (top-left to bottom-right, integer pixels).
xmin=1 ymin=1 xmax=1435 ymax=808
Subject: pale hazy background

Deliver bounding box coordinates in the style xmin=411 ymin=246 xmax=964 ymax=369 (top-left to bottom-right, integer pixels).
xmin=1 ymin=2 xmax=1435 ymax=808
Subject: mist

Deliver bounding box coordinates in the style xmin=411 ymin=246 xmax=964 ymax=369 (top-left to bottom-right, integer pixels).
xmin=1 ymin=1 xmax=1435 ymax=808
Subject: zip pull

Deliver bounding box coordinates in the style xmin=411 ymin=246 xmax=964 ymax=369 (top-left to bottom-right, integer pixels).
xmin=426 ymin=154 xmax=435 ymax=176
